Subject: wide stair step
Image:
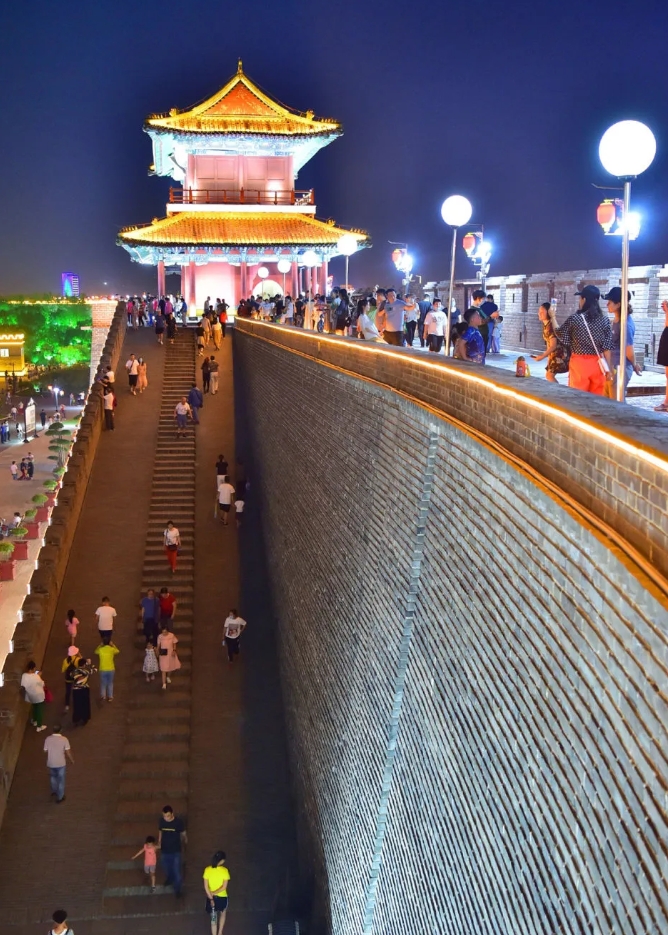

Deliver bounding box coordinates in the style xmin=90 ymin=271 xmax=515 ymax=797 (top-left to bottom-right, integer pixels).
xmin=105 ymin=329 xmax=197 ymax=910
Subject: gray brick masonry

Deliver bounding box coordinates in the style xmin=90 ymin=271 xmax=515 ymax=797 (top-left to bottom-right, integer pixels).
xmin=234 ymin=320 xmax=668 ymax=935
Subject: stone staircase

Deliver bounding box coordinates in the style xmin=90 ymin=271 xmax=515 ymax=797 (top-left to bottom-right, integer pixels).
xmin=102 ymin=328 xmax=197 ymax=916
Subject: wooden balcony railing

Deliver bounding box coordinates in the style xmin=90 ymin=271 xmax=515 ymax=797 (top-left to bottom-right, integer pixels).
xmin=169 ymin=188 xmax=315 ymax=206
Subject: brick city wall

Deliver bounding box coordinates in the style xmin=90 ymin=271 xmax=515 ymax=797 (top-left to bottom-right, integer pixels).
xmin=0 ymin=304 xmax=127 ymax=828
xmin=427 ymin=264 xmax=668 ymax=363
xmin=234 ymin=320 xmax=668 ymax=935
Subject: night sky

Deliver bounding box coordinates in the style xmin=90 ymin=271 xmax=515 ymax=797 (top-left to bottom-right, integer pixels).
xmin=1 ymin=0 xmax=666 ymax=296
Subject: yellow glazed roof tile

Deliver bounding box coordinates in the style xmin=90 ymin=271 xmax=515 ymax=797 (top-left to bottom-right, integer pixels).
xmin=145 ymin=62 xmax=340 ymax=137
xmin=118 ymin=212 xmax=367 ymax=247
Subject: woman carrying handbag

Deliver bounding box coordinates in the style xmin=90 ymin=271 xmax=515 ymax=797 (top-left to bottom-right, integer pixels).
xmin=555 ymin=285 xmax=613 ymax=396
xmin=157 ymin=623 xmax=180 ymax=690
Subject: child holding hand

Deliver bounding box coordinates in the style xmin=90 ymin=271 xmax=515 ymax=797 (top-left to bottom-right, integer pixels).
xmin=132 ymin=835 xmax=159 ymax=892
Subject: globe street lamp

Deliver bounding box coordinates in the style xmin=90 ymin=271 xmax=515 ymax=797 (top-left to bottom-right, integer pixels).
xmin=440 ymin=195 xmax=473 ymax=355
xmin=337 ymin=234 xmax=358 ymax=293
xmin=599 ymin=120 xmax=656 ymax=402
xmin=301 ymin=250 xmax=320 ymax=297
xmin=277 ymin=258 xmax=291 ymax=297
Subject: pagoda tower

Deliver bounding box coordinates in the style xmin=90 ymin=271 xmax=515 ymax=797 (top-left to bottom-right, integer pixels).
xmin=118 ymin=61 xmax=368 ymax=310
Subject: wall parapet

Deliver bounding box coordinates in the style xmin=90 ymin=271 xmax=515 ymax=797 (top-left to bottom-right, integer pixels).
xmin=0 ymin=306 xmax=127 ymax=829
xmin=235 ymin=319 xmax=668 ymax=584
xmin=234 ymin=321 xmax=668 ymax=935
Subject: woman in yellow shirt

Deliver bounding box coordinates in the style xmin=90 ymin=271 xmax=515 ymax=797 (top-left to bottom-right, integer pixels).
xmin=203 ymin=851 xmax=230 ymax=935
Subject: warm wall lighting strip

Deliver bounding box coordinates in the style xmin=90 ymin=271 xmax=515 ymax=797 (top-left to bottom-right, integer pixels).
xmin=244 ymin=322 xmax=668 ymax=476
xmin=241 ymin=322 xmax=668 ymax=602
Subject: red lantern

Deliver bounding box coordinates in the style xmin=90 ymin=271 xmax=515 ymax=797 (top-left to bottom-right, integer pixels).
xmin=462 ymin=233 xmax=477 ymax=256
xmin=391 ymin=248 xmax=404 ymax=266
xmin=597 ymin=201 xmax=617 ymax=234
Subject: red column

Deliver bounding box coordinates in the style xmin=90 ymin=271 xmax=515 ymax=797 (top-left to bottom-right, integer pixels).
xmin=180 ymin=264 xmax=188 ymax=299
xmin=321 ymin=260 xmax=328 ymax=298
xmin=188 ymin=260 xmax=196 ymax=313
xmin=240 ymin=261 xmax=248 ymax=300
xmin=157 ymin=260 xmax=166 ymax=296
xmin=291 ymin=261 xmax=299 ymax=298
xmin=305 ymin=267 xmax=312 ymax=296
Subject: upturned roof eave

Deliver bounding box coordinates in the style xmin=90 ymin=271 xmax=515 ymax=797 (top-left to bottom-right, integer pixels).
xmin=142 ymin=121 xmax=342 ymax=140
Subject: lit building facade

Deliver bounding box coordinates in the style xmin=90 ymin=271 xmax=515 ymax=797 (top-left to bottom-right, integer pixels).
xmin=61 ymin=272 xmax=80 ymax=298
xmin=118 ymin=62 xmax=368 ymax=310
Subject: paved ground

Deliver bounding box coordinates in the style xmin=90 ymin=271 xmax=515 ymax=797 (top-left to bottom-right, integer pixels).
xmin=408 ymin=340 xmax=668 ymax=412
xmin=0 ymin=327 xmax=299 ymax=934
xmin=0 ymin=407 xmax=84 ymax=671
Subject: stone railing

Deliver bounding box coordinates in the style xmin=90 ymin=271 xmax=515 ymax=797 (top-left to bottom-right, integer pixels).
xmin=0 ymin=304 xmax=127 ymax=827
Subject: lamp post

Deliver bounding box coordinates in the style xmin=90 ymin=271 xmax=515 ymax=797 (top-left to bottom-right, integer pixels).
xmin=301 ymin=250 xmax=320 ymax=297
xmin=336 ymin=234 xmax=358 ymax=293
xmin=440 ymin=195 xmax=473 ymax=355
xmin=598 ymin=120 xmax=656 ymax=402
xmin=47 ymin=385 xmax=61 ymax=413
xmin=277 ymin=259 xmax=292 ymax=297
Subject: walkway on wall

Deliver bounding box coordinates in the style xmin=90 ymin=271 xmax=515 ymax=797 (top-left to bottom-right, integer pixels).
xmin=0 ymin=327 xmax=298 ymax=935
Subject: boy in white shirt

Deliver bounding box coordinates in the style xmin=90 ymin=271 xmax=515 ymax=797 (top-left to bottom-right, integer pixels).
xmin=424 ymin=298 xmax=447 ymax=353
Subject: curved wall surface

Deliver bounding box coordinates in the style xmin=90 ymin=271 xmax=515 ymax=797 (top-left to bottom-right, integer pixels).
xmin=234 ymin=321 xmax=668 ymax=935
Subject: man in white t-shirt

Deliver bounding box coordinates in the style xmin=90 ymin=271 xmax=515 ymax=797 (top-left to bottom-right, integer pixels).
xmin=223 ymin=609 xmax=247 ymax=663
xmin=424 ymin=298 xmax=448 ymax=353
xmin=44 ymin=724 xmax=74 ymax=803
xmin=217 ymin=480 xmax=236 ymax=525
xmin=174 ymin=397 xmax=191 ymax=438
xmin=95 ymin=597 xmax=117 ymax=643
xmin=125 ymin=354 xmax=140 ymax=394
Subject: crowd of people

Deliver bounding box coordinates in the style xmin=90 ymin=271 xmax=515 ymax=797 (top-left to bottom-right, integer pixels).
xmin=26 ymin=320 xmax=251 ymax=932
xmin=234 ymin=282 xmax=667 ymax=401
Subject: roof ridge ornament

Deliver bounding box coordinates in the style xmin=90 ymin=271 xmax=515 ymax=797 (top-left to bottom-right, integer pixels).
xmin=237 ymin=58 xmax=243 ymax=75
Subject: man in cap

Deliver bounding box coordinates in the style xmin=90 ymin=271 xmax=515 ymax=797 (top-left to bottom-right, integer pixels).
xmin=604 ymin=286 xmax=641 ymax=394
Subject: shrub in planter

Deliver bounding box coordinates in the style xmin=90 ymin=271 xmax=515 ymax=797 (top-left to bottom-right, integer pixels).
xmin=8 ymin=528 xmax=28 ymax=560
xmin=32 ymin=494 xmax=49 ymax=521
xmin=0 ymin=541 xmax=16 ymax=580
xmin=43 ymin=480 xmax=58 ymax=491
xmin=23 ymin=511 xmax=40 ymax=539
xmin=0 ymin=540 xmax=15 ymax=560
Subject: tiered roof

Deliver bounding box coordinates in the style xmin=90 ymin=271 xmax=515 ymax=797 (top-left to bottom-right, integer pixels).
xmin=145 ymin=61 xmax=341 ymax=139
xmin=119 ymin=212 xmax=367 ymax=249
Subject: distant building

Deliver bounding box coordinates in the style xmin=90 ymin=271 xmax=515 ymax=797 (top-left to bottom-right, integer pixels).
xmin=61 ymin=272 xmax=81 ymax=298
xmin=0 ymin=332 xmax=26 ymax=377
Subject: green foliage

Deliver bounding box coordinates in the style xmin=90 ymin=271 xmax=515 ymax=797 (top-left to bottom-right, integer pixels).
xmin=9 ymin=526 xmax=28 ymax=538
xmin=0 ymin=301 xmax=92 ymax=368
xmin=53 ymin=467 xmax=66 ymax=477
xmin=43 ymin=480 xmax=58 ymax=491
xmin=31 ymin=494 xmax=48 ymax=505
xmin=24 ymin=509 xmax=37 ymax=520
xmin=0 ymin=541 xmax=15 ymax=556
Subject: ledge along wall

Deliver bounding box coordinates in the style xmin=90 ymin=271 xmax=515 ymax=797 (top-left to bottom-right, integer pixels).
xmin=234 ymin=319 xmax=668 ymax=935
xmin=0 ymin=305 xmax=127 ymax=828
